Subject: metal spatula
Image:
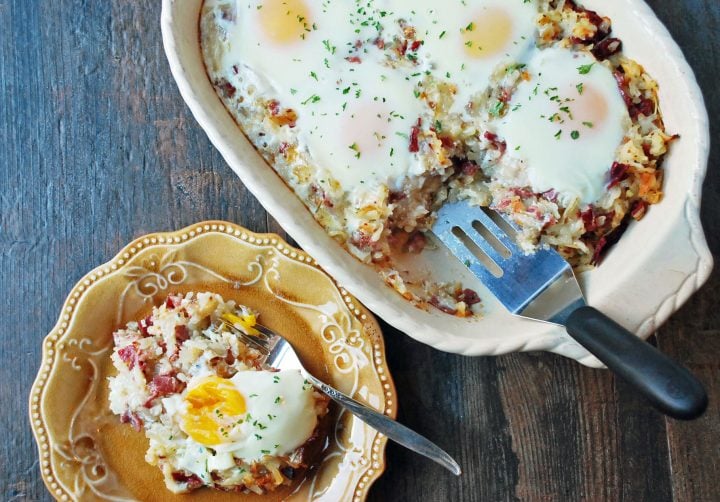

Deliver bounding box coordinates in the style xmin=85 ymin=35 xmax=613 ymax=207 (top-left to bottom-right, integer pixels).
xmin=433 ymin=200 xmax=707 ymax=420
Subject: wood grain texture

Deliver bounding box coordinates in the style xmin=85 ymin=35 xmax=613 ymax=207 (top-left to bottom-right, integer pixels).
xmin=0 ymin=0 xmax=717 ymax=501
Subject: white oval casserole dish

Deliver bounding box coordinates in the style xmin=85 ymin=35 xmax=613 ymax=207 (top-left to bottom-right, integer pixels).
xmin=161 ymin=0 xmax=712 ymax=367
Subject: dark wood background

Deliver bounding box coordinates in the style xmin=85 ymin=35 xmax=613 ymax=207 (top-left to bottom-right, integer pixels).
xmin=1 ymin=1 xmax=718 ymax=500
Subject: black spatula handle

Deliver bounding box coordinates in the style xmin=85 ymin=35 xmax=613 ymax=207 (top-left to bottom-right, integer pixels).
xmin=565 ymin=306 xmax=707 ymax=420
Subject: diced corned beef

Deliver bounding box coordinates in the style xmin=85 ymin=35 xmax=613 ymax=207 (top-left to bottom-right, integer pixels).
xmin=613 ymin=71 xmax=654 ymax=118
xmin=174 ymin=325 xmax=189 ymax=345
xmin=591 ymin=236 xmax=608 ymax=265
xmin=120 ymin=411 xmax=143 ymax=432
xmin=350 ymin=232 xmax=373 ymax=251
xmin=591 ymin=221 xmax=628 ymax=265
xmin=388 ymin=191 xmax=407 ymax=203
xmin=410 ymin=40 xmax=422 ymax=51
xmin=267 ymin=99 xmax=280 ymax=116
xmin=429 ymin=296 xmax=457 ymax=315
xmin=399 ymin=39 xmax=408 ymax=56
xmin=567 ymin=2 xmax=610 ymax=44
xmin=633 ymin=98 xmax=654 ymax=118
xmin=406 ymin=232 xmax=427 ymax=254
xmin=216 ymin=79 xmax=236 ymax=99
xmin=592 ymin=37 xmax=622 ymax=60
xmin=541 ymin=189 xmax=559 ymax=203
xmin=457 ymin=289 xmax=481 ymax=306
xmin=526 ymin=206 xmax=542 ymax=219
xmin=118 ymin=344 xmax=145 ymax=371
xmin=460 ymin=160 xmax=480 ymax=177
xmin=510 ymin=187 xmax=534 ymax=199
xmin=145 ymin=375 xmax=185 ymax=407
xmin=630 ymin=200 xmax=648 ymax=220
xmin=165 ymin=294 xmax=182 ymax=309
xmin=613 ymin=71 xmax=633 ymax=109
xmin=542 ymin=216 xmax=558 ymax=230
xmin=484 ymin=131 xmax=507 ymax=155
xmin=438 ymin=135 xmax=454 ymax=148
xmin=608 ymin=161 xmax=629 ymax=188
xmin=409 ymin=118 xmax=422 ymax=153
xmin=580 ymin=208 xmax=597 ymax=232
xmin=172 ymin=472 xmax=204 ymax=491
xmin=138 ymin=316 xmax=153 ymax=337
xmin=345 ymin=56 xmax=362 ymax=63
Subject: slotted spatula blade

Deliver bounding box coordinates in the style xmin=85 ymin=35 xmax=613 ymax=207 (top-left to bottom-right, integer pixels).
xmin=433 ymin=200 xmax=586 ymax=325
xmin=432 ymin=200 xmax=707 ymax=420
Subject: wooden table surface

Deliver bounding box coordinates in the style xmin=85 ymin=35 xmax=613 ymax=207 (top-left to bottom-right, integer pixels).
xmin=2 ymin=1 xmax=718 ymax=500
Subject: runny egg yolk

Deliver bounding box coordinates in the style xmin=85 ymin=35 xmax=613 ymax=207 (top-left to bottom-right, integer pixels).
xmin=342 ymin=103 xmax=393 ymax=160
xmin=463 ymin=8 xmax=513 ymax=59
xmin=221 ymin=311 xmax=259 ymax=335
xmin=181 ymin=376 xmax=246 ymax=446
xmin=570 ymin=83 xmax=609 ymax=134
xmin=258 ymin=0 xmax=311 ymax=45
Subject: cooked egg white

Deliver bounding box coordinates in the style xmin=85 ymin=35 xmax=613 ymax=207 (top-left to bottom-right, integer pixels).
xmin=496 ymin=47 xmax=630 ymax=204
xmin=166 ymin=370 xmax=318 ymax=477
xmin=212 ymin=0 xmax=539 ymax=192
xmin=384 ymin=0 xmax=538 ymax=112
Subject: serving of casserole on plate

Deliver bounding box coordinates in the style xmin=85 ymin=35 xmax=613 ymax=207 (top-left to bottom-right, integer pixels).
xmin=162 ymin=0 xmax=712 ymax=366
xmin=29 ymin=223 xmax=395 ymax=501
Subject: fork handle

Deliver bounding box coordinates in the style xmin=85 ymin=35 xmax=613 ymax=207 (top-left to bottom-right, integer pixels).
xmin=305 ymin=374 xmax=461 ymax=476
xmin=565 ymin=306 xmax=707 ymax=420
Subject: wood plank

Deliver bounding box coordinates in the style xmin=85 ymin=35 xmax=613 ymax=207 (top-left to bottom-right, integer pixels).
xmin=1 ymin=0 xmax=719 ymax=501
xmin=659 ymin=324 xmax=720 ymax=501
xmin=369 ymin=320 xmax=519 ymax=501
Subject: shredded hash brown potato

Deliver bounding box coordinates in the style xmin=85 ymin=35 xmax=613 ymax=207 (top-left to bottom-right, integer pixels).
xmin=200 ymin=0 xmax=674 ymax=317
xmin=108 ymin=292 xmax=330 ymax=494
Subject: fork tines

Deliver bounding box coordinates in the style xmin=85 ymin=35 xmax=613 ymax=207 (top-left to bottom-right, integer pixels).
xmin=221 ymin=319 xmax=270 ymax=355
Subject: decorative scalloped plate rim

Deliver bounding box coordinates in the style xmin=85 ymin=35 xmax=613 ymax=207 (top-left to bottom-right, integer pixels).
xmin=29 ymin=221 xmax=396 ymax=502
xmin=161 ymin=0 xmax=712 ymax=367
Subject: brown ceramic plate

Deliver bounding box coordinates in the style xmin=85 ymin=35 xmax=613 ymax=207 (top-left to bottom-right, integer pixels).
xmin=29 ymin=222 xmax=396 ymax=502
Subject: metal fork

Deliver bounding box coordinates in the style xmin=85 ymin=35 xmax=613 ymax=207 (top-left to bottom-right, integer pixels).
xmin=433 ymin=200 xmax=706 ymax=420
xmin=220 ymin=319 xmax=462 ymax=475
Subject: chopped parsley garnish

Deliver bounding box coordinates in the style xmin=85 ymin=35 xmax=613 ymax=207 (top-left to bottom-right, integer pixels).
xmin=348 ymin=142 xmax=361 ymax=158
xmin=576 ymin=83 xmax=584 ymax=94
xmin=322 ymin=39 xmax=336 ymax=54
xmin=301 ymin=94 xmax=321 ymax=105
xmin=506 ymin=63 xmax=526 ymax=73
xmin=577 ymin=63 xmax=595 ymax=75
xmin=489 ymin=100 xmax=504 ymax=116
xmin=570 ymin=130 xmax=580 ymax=140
